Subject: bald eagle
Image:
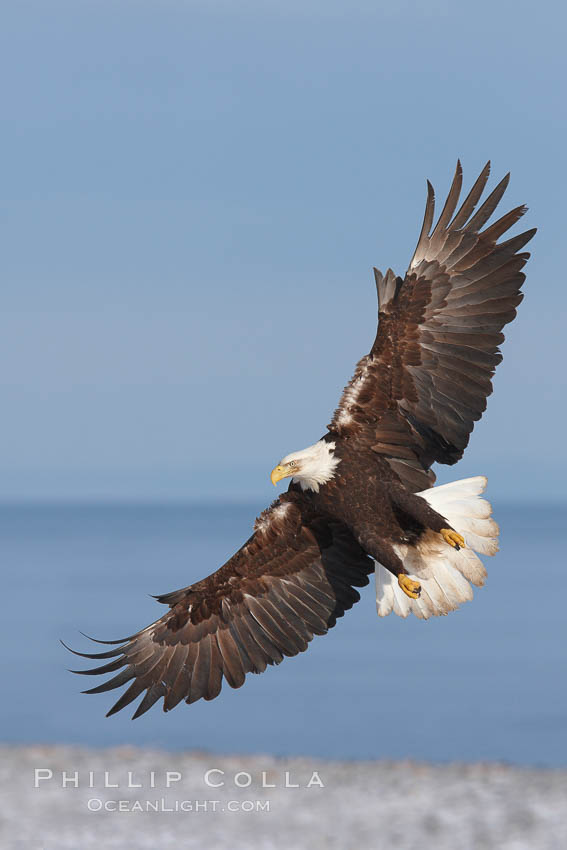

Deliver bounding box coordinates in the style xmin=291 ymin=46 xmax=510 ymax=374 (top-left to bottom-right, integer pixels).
xmin=67 ymin=162 xmax=535 ymax=718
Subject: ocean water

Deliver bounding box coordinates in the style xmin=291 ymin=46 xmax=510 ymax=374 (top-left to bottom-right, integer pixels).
xmin=1 ymin=500 xmax=565 ymax=765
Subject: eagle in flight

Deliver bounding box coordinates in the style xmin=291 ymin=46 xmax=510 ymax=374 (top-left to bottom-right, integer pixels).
xmin=67 ymin=162 xmax=535 ymax=718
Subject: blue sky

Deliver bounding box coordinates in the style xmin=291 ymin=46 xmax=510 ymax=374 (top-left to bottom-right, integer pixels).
xmin=1 ymin=0 xmax=565 ymax=501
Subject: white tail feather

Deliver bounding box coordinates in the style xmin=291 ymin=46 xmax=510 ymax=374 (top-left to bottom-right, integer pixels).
xmin=376 ymin=476 xmax=498 ymax=620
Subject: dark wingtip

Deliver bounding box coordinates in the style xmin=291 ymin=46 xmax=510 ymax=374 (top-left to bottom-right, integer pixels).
xmin=79 ymin=630 xmax=132 ymax=645
xmin=70 ymin=667 xmax=100 ymax=676
xmin=69 ymin=658 xmax=125 ymax=676
xmin=61 ymin=637 xmax=125 ymax=660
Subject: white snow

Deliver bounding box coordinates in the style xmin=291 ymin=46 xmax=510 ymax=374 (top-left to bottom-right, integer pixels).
xmin=1 ymin=746 xmax=566 ymax=849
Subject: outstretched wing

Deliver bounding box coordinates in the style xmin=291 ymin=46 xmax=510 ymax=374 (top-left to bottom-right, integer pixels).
xmin=65 ymin=493 xmax=372 ymax=718
xmin=329 ymin=161 xmax=536 ymax=491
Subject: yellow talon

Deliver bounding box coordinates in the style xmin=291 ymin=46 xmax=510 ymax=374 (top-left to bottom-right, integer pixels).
xmin=398 ymin=574 xmax=421 ymax=599
xmin=441 ymin=528 xmax=465 ymax=550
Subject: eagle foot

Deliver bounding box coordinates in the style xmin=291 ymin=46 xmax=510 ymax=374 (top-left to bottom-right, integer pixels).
xmin=441 ymin=528 xmax=465 ymax=550
xmin=398 ymin=574 xmax=421 ymax=599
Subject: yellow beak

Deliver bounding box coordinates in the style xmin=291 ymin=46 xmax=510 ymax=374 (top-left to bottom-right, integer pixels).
xmin=270 ymin=464 xmax=289 ymax=486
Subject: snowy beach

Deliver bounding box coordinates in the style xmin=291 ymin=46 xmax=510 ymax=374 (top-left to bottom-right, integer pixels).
xmin=2 ymin=746 xmax=566 ymax=850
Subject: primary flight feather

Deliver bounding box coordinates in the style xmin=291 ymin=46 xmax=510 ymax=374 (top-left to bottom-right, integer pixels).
xmin=66 ymin=161 xmax=535 ymax=718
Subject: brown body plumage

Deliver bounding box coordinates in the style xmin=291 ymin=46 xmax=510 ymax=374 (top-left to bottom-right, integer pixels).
xmin=66 ymin=162 xmax=535 ymax=718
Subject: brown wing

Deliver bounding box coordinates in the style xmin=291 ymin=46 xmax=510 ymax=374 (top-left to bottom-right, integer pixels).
xmin=65 ymin=493 xmax=372 ymax=718
xmin=329 ymin=161 xmax=536 ymax=491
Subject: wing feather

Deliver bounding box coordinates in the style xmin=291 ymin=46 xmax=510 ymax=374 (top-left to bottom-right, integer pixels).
xmin=66 ymin=494 xmax=372 ymax=717
xmin=329 ymin=162 xmax=535 ymax=489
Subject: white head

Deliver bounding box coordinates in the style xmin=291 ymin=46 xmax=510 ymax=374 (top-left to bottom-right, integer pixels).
xmin=270 ymin=440 xmax=340 ymax=493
